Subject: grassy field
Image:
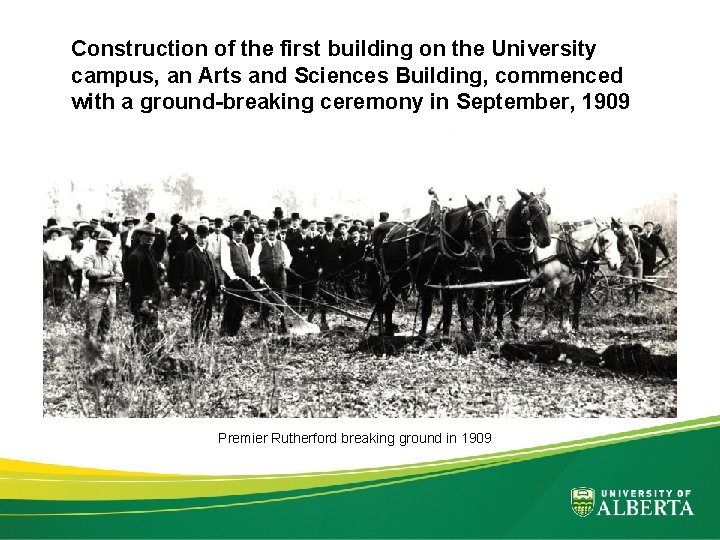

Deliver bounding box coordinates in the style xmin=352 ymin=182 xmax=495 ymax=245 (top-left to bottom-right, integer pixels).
xmin=43 ymin=266 xmax=677 ymax=418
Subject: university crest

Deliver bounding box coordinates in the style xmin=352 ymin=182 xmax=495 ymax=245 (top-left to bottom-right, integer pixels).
xmin=571 ymin=487 xmax=594 ymax=517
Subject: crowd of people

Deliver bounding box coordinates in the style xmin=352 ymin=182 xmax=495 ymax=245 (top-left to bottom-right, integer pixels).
xmin=43 ymin=208 xmax=390 ymax=348
xmin=43 ymin=196 xmax=672 ymax=351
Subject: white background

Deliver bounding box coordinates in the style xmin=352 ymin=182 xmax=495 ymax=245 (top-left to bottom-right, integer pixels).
xmin=2 ymin=0 xmax=718 ymax=474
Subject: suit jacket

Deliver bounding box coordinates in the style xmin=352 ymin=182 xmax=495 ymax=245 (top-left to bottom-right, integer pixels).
xmin=126 ymin=245 xmax=160 ymax=310
xmin=315 ymin=235 xmax=342 ymax=275
xmin=183 ymin=245 xmax=218 ymax=294
xmin=288 ymin=233 xmax=317 ymax=276
xmin=342 ymin=239 xmax=366 ymax=269
xmin=168 ymin=229 xmax=196 ymax=259
xmin=637 ymin=233 xmax=669 ymax=262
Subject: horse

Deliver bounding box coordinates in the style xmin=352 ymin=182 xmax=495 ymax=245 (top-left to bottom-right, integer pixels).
xmin=369 ymin=197 xmax=495 ymax=337
xmin=472 ymin=189 xmax=553 ymax=338
xmin=530 ymin=220 xmax=622 ymax=332
xmin=611 ymin=218 xmax=642 ymax=304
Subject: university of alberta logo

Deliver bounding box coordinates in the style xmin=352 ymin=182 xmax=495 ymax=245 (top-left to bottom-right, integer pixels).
xmin=571 ymin=487 xmax=595 ymax=517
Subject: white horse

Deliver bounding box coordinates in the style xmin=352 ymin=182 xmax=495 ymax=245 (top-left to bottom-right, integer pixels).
xmin=530 ymin=221 xmax=621 ymax=332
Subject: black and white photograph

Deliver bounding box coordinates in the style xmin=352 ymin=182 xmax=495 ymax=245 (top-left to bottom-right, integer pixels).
xmin=43 ymin=178 xmax=677 ymax=418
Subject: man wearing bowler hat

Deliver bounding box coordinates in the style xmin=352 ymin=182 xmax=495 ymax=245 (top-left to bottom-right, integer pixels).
xmin=220 ymin=221 xmax=253 ymax=335
xmin=84 ymin=230 xmax=123 ymax=341
xmin=250 ymin=218 xmax=292 ymax=332
xmin=183 ymin=225 xmax=220 ymax=341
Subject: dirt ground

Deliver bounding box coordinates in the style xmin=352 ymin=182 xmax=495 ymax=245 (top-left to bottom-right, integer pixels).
xmin=43 ymin=267 xmax=677 ymax=418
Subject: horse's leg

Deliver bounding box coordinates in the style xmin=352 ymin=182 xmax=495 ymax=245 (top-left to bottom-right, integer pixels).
xmin=472 ymin=290 xmax=487 ymax=339
xmin=510 ymin=287 xmax=527 ymax=335
xmin=441 ymin=289 xmax=454 ymax=337
xmin=384 ymin=294 xmax=396 ymax=336
xmin=572 ymin=275 xmax=584 ymax=331
xmin=419 ymin=286 xmax=433 ymax=338
xmin=494 ymin=288 xmax=505 ymax=338
xmin=456 ymin=291 xmax=469 ymax=334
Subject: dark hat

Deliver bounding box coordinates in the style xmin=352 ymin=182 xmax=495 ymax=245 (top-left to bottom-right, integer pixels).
xmin=365 ymin=219 xmax=375 ymax=228
xmin=46 ymin=225 xmax=62 ymax=236
xmin=90 ymin=218 xmax=100 ymax=226
xmin=273 ymin=207 xmax=284 ymax=219
xmin=145 ymin=212 xmax=156 ymax=222
xmin=229 ymin=214 xmax=239 ymax=220
xmin=324 ymin=221 xmax=335 ymax=232
xmin=243 ymin=209 xmax=252 ymax=217
xmin=317 ymin=221 xmax=325 ymax=228
xmin=252 ymin=227 xmax=264 ymax=236
xmin=360 ymin=226 xmax=368 ymax=233
xmin=353 ymin=219 xmax=363 ymax=226
xmin=324 ymin=216 xmax=333 ymax=222
xmin=214 ymin=217 xmax=224 ymax=227
xmin=123 ymin=216 xmax=140 ymax=226
xmin=337 ymin=222 xmax=348 ymax=229
xmin=259 ymin=218 xmax=267 ymax=225
xmin=199 ymin=215 xmax=210 ymax=221
xmin=300 ymin=219 xmax=310 ymax=228
xmin=177 ymin=220 xmax=188 ymax=229
xmin=309 ymin=219 xmax=317 ymax=224
xmin=629 ymin=224 xmax=642 ymax=232
xmin=291 ymin=212 xmax=300 ymax=220
xmin=643 ymin=221 xmax=654 ymax=226
xmin=379 ymin=212 xmax=389 ymax=221
xmin=239 ymin=215 xmax=249 ymax=223
xmin=232 ymin=221 xmax=244 ymax=233
xmin=135 ymin=222 xmax=157 ymax=236
xmin=348 ymin=225 xmax=359 ymax=234
xmin=170 ymin=213 xmax=183 ymax=226
xmin=267 ymin=218 xmax=279 ymax=231
xmin=250 ymin=214 xmax=259 ymax=221
xmin=46 ymin=218 xmax=58 ymax=227
xmin=196 ymin=224 xmax=209 ymax=237
xmin=96 ymin=230 xmax=114 ymax=243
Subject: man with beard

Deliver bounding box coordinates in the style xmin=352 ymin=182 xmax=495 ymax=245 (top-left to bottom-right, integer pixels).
xmin=183 ymin=225 xmax=219 ymax=341
xmin=125 ymin=222 xmax=163 ymax=354
xmin=83 ymin=230 xmax=123 ymax=341
xmin=220 ymin=221 xmax=253 ymax=335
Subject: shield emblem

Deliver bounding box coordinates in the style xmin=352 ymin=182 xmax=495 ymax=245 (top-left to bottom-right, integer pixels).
xmin=571 ymin=487 xmax=594 ymax=517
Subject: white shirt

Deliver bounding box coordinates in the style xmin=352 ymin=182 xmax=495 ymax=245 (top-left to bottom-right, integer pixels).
xmin=206 ymin=231 xmax=225 ymax=260
xmin=44 ymin=237 xmax=70 ymax=261
xmin=250 ymin=239 xmax=292 ymax=277
xmin=220 ymin=239 xmax=249 ymax=281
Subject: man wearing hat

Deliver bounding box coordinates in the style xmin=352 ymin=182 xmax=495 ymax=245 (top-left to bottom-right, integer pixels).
xmin=44 ymin=225 xmax=71 ymax=306
xmin=83 ymin=230 xmax=123 ymax=341
xmin=286 ymin=212 xmax=301 ymax=242
xmin=220 ymin=221 xmax=253 ymax=335
xmin=183 ymin=225 xmax=219 ymax=341
xmin=125 ymin=222 xmax=163 ymax=353
xmin=638 ymin=220 xmax=670 ymax=283
xmin=120 ymin=216 xmax=140 ymax=276
xmin=222 ymin=215 xmax=239 ymax=239
xmin=314 ymin=221 xmax=343 ymax=329
xmin=250 ymin=218 xmax=292 ymax=331
xmin=342 ymin=225 xmax=367 ymax=298
xmin=206 ymin=218 xmax=227 ymax=285
xmin=145 ymin=212 xmax=167 ymax=263
xmin=167 ymin=218 xmax=196 ymax=296
xmin=287 ymin=218 xmax=318 ymax=309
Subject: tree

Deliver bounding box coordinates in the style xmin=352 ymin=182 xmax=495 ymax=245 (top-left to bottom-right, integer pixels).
xmin=162 ymin=174 xmax=205 ymax=214
xmin=112 ymin=184 xmax=154 ymax=216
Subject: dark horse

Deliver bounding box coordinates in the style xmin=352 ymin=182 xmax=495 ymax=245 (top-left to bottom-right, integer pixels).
xmin=368 ymin=197 xmax=495 ymax=337
xmin=473 ymin=189 xmax=553 ymax=338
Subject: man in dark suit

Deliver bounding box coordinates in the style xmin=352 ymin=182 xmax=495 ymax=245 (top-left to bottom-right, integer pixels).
xmin=638 ymin=221 xmax=670 ymax=278
xmin=183 ymin=225 xmax=219 ymax=341
xmin=167 ymin=218 xmax=196 ymax=295
xmin=287 ymin=219 xmax=318 ymax=309
xmin=125 ymin=222 xmax=163 ymax=354
xmin=314 ymin=221 xmax=343 ymax=329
